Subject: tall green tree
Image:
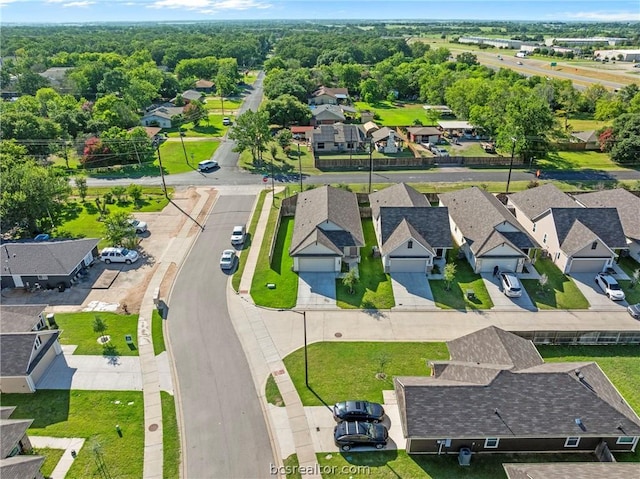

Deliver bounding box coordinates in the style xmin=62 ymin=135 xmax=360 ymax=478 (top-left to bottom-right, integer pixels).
xmin=103 ymin=210 xmax=136 ymax=246
xmin=262 ymin=94 xmax=311 ymax=128
xmin=228 ymin=110 xmax=270 ymax=163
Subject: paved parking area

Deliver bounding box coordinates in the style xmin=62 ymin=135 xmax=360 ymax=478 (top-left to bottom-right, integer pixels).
xmin=297 ymin=273 xmax=337 ymax=309
xmin=570 ymin=273 xmax=629 ymax=311
xmin=391 ymin=273 xmax=437 ymax=310
xmin=481 ymin=273 xmax=537 ymax=311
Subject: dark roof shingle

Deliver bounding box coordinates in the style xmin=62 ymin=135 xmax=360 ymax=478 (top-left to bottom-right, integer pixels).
xmin=508 ymin=183 xmax=579 ymax=220
xmin=379 ymin=207 xmax=452 ymax=255
xmin=574 ymin=189 xmax=640 ymax=242
xmin=551 ymin=208 xmax=628 ymax=255
xmin=0 ymin=305 xmax=47 ymax=333
xmin=1 ymin=239 xmax=99 ymax=276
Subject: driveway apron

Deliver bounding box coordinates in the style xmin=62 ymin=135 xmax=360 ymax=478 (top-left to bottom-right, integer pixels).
xmin=297 ymin=273 xmax=337 ymax=309
xmin=390 ymin=273 xmax=437 ymax=310
xmin=569 ymin=273 xmax=629 ymax=311
xmin=481 ymin=273 xmax=537 ymax=311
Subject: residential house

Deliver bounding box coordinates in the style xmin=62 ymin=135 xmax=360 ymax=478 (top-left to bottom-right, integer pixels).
xmin=141 ymin=105 xmax=184 ymax=128
xmin=370 ymin=184 xmax=451 ymax=273
xmin=310 ymin=104 xmax=345 ymax=126
xmin=0 ymin=238 xmax=99 ymax=290
xmin=437 ymin=120 xmax=477 ymax=139
xmin=289 ymin=186 xmax=364 ymax=272
xmin=128 ymin=126 xmax=163 ymax=143
xmin=291 ymin=126 xmax=314 ymax=140
xmin=194 ymin=79 xmax=214 ymax=93
xmin=0 ymin=305 xmax=48 ymax=333
xmin=406 ymin=126 xmax=442 ymax=145
xmin=573 ymin=188 xmax=640 ymax=262
xmin=503 ymin=463 xmax=640 ymax=479
xmin=371 ymin=127 xmax=401 ymax=153
xmin=507 ymin=184 xmax=627 ymax=273
xmin=438 ymin=187 xmax=538 ymax=273
xmin=0 ymin=407 xmax=44 ymax=479
xmin=422 ymin=105 xmax=454 ymax=116
xmin=308 ymin=124 xmax=366 ymax=153
xmin=308 ymin=86 xmax=349 ymax=106
xmin=179 ymin=89 xmax=205 ymax=103
xmin=570 ymin=130 xmax=599 ymax=150
xmin=394 ymin=326 xmax=640 ymax=454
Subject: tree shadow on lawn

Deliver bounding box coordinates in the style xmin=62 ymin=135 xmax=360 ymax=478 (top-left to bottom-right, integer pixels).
xmin=59 ymin=201 xmax=83 ymax=222
xmin=0 ymin=390 xmax=70 ymax=428
xmin=269 ymin=217 xmax=293 ymax=274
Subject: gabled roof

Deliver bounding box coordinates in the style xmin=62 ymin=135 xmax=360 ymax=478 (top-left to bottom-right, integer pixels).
xmin=503 ymin=463 xmax=640 ymax=479
xmin=447 ymin=326 xmax=543 ymax=371
xmin=0 ymin=407 xmax=16 ymax=420
xmin=438 ymin=187 xmax=537 ymax=257
xmin=181 ymin=89 xmax=204 ymax=101
xmin=371 ymin=127 xmax=396 ymax=143
xmin=290 ymin=186 xmax=364 ymax=256
xmin=550 ymin=208 xmax=628 ymax=255
xmin=1 ymin=239 xmax=99 ymax=276
xmin=406 ymin=126 xmax=442 ymax=136
xmin=195 ymin=79 xmax=214 ymax=88
xmin=0 ymin=419 xmax=33 ymax=458
xmin=311 ymin=86 xmax=349 ymax=98
xmin=142 ymin=105 xmax=183 ymax=120
xmin=0 ymin=455 xmax=46 ymax=479
xmin=0 ymin=331 xmax=60 ymax=377
xmin=574 ymin=189 xmax=640 ymax=242
xmin=508 ymin=183 xmax=579 ymax=220
xmin=310 ymin=104 xmax=345 ymax=121
xmin=379 ymin=207 xmax=452 ymax=256
xmin=370 ymin=183 xmax=430 ymax=220
xmin=571 ymin=129 xmax=598 ymax=143
xmin=363 ymin=121 xmax=379 ymax=134
xmin=0 ymin=305 xmax=47 ymax=333
xmin=438 ymin=120 xmax=474 ymax=130
xmin=308 ymin=124 xmax=365 ymax=144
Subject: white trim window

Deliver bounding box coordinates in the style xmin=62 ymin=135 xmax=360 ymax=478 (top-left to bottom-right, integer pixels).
xmin=564 ymin=436 xmax=580 ymax=447
xmin=532 ymin=223 xmax=537 ymax=232
xmin=484 ymin=437 xmax=499 ymax=448
xmin=34 ymin=336 xmax=42 ymax=350
xmin=542 ymin=233 xmax=548 ymax=244
xmin=616 ymin=436 xmax=636 ymax=445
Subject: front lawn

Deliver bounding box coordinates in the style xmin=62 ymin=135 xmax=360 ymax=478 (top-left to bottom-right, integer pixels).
xmin=35 ymin=447 xmax=65 ymax=478
xmin=0 ymin=390 xmax=144 ymax=479
xmin=232 ymin=190 xmax=267 ymax=291
xmin=336 ymin=219 xmax=395 ymax=309
xmin=430 ymin=250 xmax=493 ymax=310
xmin=283 ymin=342 xmax=448 ymax=406
xmin=617 ymin=256 xmax=640 ymax=304
xmin=536 ymin=151 xmax=626 ymax=171
xmin=521 ymin=258 xmax=589 ymax=309
xmin=157 ymin=140 xmax=219 ymax=173
xmin=53 ymin=312 xmax=140 ymax=356
xmin=353 ymin=101 xmax=430 ymax=126
xmin=203 ymin=97 xmax=242 ymax=111
xmin=250 ymin=211 xmax=298 ymax=308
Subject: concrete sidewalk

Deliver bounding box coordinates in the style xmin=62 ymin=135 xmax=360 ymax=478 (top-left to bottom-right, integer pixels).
xmin=29 ymin=436 xmax=86 ymax=479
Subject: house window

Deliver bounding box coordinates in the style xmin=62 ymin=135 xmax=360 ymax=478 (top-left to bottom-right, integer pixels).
xmin=484 ymin=438 xmax=499 ymax=448
xmin=591 ymin=241 xmax=597 ymax=250
xmin=617 ymin=436 xmax=636 ymax=445
xmin=317 ymin=142 xmax=325 ymax=150
xmin=542 ymin=233 xmax=547 ymax=244
xmin=564 ymin=437 xmax=580 ymax=447
xmin=34 ymin=336 xmax=42 ymax=350
xmin=347 ymin=142 xmax=354 ymax=149
xmin=532 ymin=223 xmax=536 ymax=232
xmin=408 ymin=240 xmax=413 ymax=249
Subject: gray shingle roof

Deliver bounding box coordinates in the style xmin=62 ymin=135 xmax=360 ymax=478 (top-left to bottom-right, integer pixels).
xmin=571 ymin=129 xmax=598 ymax=143
xmin=503 ymin=463 xmax=640 ymax=479
xmin=574 ymin=189 xmax=640 ymax=242
xmin=308 ymin=123 xmax=364 ymax=144
xmin=0 ymin=331 xmax=60 ymax=377
xmin=1 ymin=239 xmax=98 ymax=276
xmin=371 ymin=127 xmax=395 ymax=143
xmin=181 ymin=89 xmax=204 ymax=101
xmin=551 ymin=208 xmax=628 ymax=255
xmin=379 ymin=207 xmax=452 ymax=256
xmin=0 ymin=407 xmax=16 ymax=420
xmin=438 ymin=187 xmax=537 ymax=257
xmin=0 ymin=455 xmax=45 ymax=479
xmin=508 ymin=183 xmax=579 ymax=220
xmin=290 ymin=186 xmax=364 ymax=256
xmin=311 ymin=86 xmax=349 ymax=98
xmin=142 ymin=105 xmax=184 ymax=121
xmin=0 ymin=305 xmax=47 ymax=333
xmin=406 ymin=126 xmax=442 ymax=136
xmin=0 ymin=419 xmax=33 ymax=458
xmin=370 ymin=183 xmax=430 ymax=220
xmin=310 ymin=104 xmax=345 ymax=121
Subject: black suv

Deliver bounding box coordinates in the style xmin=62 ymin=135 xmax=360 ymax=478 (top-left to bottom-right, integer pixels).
xmin=333 ymin=400 xmax=385 ymax=423
xmin=334 ymin=421 xmax=388 ymax=451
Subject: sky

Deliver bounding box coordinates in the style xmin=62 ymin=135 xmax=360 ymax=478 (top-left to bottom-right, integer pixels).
xmin=0 ymin=0 xmax=639 ymax=24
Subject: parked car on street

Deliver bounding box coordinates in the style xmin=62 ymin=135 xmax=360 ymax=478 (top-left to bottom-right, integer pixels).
xmin=499 ymin=272 xmax=523 ymax=298
xmin=595 ymin=272 xmax=625 ymax=301
xmin=334 ymin=421 xmax=388 ymax=451
xmin=222 ymin=117 xmax=232 ymax=126
xmin=128 ymin=219 xmax=147 ymax=233
xmin=333 ymin=400 xmax=385 ymax=423
xmin=627 ymin=303 xmax=640 ymax=319
xmin=198 ymin=159 xmax=218 ymax=172
xmin=230 ymin=225 xmax=246 ymax=245
xmin=220 ymin=249 xmax=237 ymax=270
xmin=100 ymin=247 xmax=139 ymax=264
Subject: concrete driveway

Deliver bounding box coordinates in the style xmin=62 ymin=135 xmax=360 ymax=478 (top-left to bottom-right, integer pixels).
xmin=391 ymin=273 xmax=437 ymax=310
xmin=37 ymin=350 xmax=142 ymax=391
xmin=570 ymin=273 xmax=629 ymax=311
xmin=297 ymin=273 xmax=337 ymax=309
xmin=481 ymin=273 xmax=537 ymax=311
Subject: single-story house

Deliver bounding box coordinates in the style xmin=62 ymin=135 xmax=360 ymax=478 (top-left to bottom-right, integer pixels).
xmin=573 ymin=188 xmax=640 ymax=263
xmin=507 ymin=184 xmax=627 ymax=273
xmin=141 ymin=105 xmax=184 ymax=128
xmin=503 ymin=463 xmax=640 ymax=479
xmin=371 ymin=127 xmax=401 ymax=154
xmin=128 ymin=126 xmax=163 ymax=142
xmin=307 ymin=124 xmax=366 ymax=153
xmin=194 ymin=79 xmax=214 ymax=93
xmin=571 ymin=130 xmax=599 ymax=150
xmin=0 ymin=407 xmax=44 ymax=479
xmin=406 ymin=126 xmax=442 ymax=144
xmin=0 ymin=238 xmax=99 ymax=290
xmin=0 ymin=305 xmax=48 ymax=333
xmin=423 ymin=105 xmax=454 ymax=116
xmin=308 ymin=86 xmax=349 ymax=106
xmin=291 ymin=125 xmax=314 ymax=140
xmin=371 ymin=183 xmax=451 ymax=273
xmin=38 ymin=67 xmax=72 ymax=88
xmin=289 ymin=186 xmax=364 ymax=272
xmin=437 ymin=120 xmax=476 ymax=139
xmin=395 ymin=326 xmax=640 ymax=455
xmin=310 ymin=104 xmax=346 ymax=125
xmin=178 ymin=89 xmax=205 ymax=103
xmin=439 ymin=187 xmax=538 ymax=273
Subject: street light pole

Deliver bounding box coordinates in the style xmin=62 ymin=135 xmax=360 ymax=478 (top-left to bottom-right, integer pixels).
xmin=506 ymin=137 xmax=517 ymax=194
xmin=303 ymin=311 xmax=309 ymax=389
xmin=297 ymin=142 xmax=303 ymax=192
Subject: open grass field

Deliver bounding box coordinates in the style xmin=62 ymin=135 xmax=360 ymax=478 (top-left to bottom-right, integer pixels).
xmin=0 ymin=390 xmax=145 ymax=479
xmin=522 ymin=258 xmax=590 ymax=310
xmin=203 ymin=97 xmax=242 ymax=111
xmin=54 ymin=312 xmax=140 ymax=356
xmin=565 ymin=113 xmax=612 ymax=132
xmin=354 ymin=101 xmax=429 ymax=126
xmin=336 ymin=219 xmax=395 ymax=309
xmin=239 ymin=142 xmax=320 ymax=176
xmin=536 ymin=151 xmax=628 ymax=171
xmin=157 ymin=140 xmax=219 ymax=174
xmin=164 ymin=114 xmax=229 ymax=138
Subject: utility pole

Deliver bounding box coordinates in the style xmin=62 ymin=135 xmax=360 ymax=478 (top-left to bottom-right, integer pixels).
xmin=368 ymin=139 xmax=374 ymax=193
xmin=297 ymin=142 xmax=303 ymax=192
xmin=155 ymin=145 xmax=168 ymax=198
xmin=179 ymin=127 xmax=189 ymax=166
xmin=270 ymin=157 xmax=275 ymax=197
xmin=506 ymin=137 xmax=517 ymax=194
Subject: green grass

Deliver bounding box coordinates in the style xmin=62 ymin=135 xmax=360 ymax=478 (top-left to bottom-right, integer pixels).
xmin=283 ymin=454 xmax=302 ymax=479
xmin=430 ymin=250 xmax=493 ymax=310
xmin=161 ymin=392 xmax=180 ymax=479
xmin=0 ymin=390 xmax=144 ymax=479
xmin=232 ymin=190 xmax=267 ymax=291
xmin=536 ymin=151 xmax=628 ymax=171
xmin=203 ymin=97 xmax=242 ymax=111
xmin=53 ymin=312 xmax=140 ymax=356
xmin=336 ymin=219 xmax=395 ymax=309
xmin=265 ymin=374 xmax=285 ymax=407
xmin=565 ymin=112 xmax=612 ymax=132
xmin=157 ymin=140 xmax=219 ymax=173
xmin=239 ymin=142 xmax=320 ymax=176
xmin=34 ymin=447 xmax=65 ymax=478
xmin=521 ymin=258 xmax=589 ymax=309
xmin=283 ymin=342 xmax=448 ymax=406
xmin=617 ymin=257 xmax=640 ymax=304
xmin=618 ymin=256 xmax=640 ymax=277
xmin=354 ymin=101 xmax=430 ymax=126
xmin=250 ymin=210 xmax=298 ymax=308
xmin=152 ymin=309 xmax=166 ymax=356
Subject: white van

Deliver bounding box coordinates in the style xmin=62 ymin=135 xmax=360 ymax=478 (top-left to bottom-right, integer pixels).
xmin=198 ymin=159 xmax=218 ymax=172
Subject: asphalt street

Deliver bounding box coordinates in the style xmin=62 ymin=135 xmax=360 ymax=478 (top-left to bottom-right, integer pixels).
xmin=167 ymin=194 xmax=274 ymax=479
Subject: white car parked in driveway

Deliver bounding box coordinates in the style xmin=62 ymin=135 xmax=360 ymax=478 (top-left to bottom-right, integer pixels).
xmin=595 ymin=272 xmax=625 ymax=301
xmin=100 ymin=247 xmax=139 ymax=264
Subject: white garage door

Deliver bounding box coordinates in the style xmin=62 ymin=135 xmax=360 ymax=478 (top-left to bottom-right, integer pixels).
xmin=298 ymin=257 xmax=336 ymax=272
xmin=389 ymin=258 xmax=427 ymax=273
xmin=478 ymin=257 xmax=519 ymax=273
xmin=568 ymin=259 xmax=608 ymax=273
